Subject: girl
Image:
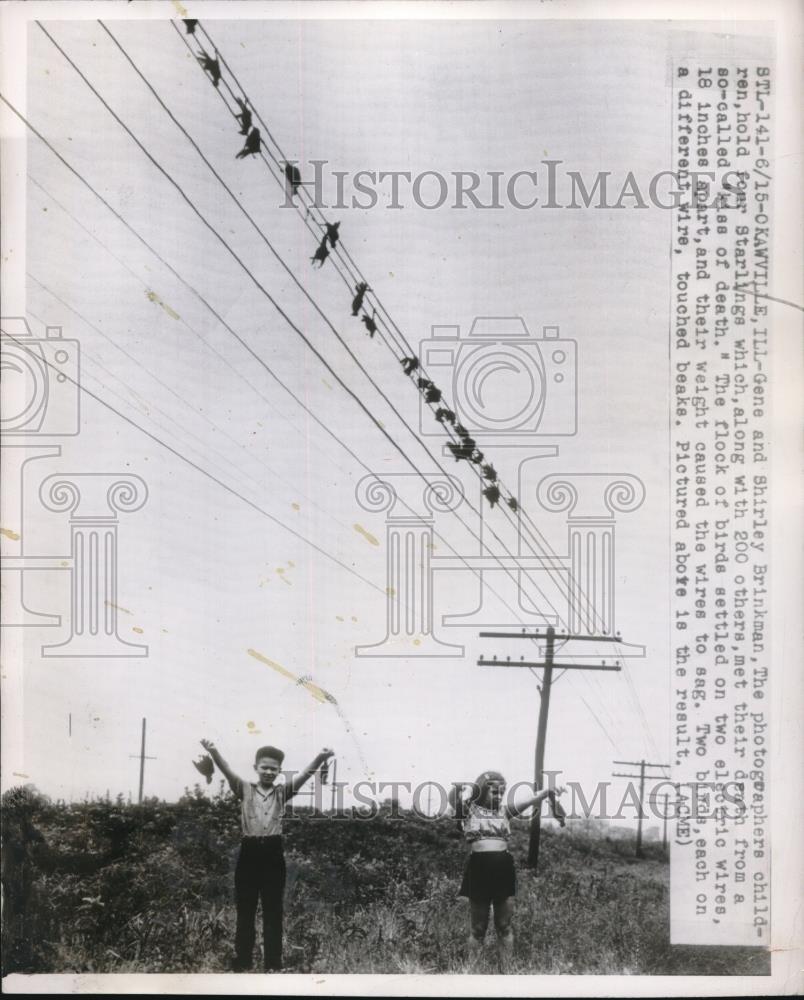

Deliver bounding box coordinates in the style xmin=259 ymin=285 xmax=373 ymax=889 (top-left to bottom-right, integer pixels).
xmin=451 ymin=771 xmax=565 ymax=962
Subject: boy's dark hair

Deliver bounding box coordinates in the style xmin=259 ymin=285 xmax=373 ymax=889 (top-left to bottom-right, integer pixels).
xmin=255 ymin=745 xmax=285 ymax=765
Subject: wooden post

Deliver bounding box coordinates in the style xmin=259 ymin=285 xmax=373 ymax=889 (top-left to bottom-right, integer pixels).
xmin=612 ymin=759 xmax=670 ymax=859
xmin=129 ymin=717 xmax=156 ymax=804
xmin=635 ymin=759 xmax=646 ymax=858
xmin=137 ymin=718 xmax=146 ymax=805
xmin=528 ymin=626 xmax=555 ymax=867
xmin=479 ymin=628 xmax=626 ymax=872
xmin=330 ymin=757 xmax=338 ymax=813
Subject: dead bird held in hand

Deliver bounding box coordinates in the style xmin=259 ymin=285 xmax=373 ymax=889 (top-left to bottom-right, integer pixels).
xmin=193 ymin=753 xmax=215 ymax=784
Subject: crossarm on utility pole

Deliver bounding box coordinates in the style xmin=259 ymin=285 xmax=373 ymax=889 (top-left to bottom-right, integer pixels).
xmin=478 ymin=626 xmax=634 ymax=871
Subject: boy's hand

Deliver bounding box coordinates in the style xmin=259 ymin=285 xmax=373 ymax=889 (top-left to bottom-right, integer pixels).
xmin=200 ymin=739 xmax=217 ymax=753
xmin=316 ymin=747 xmax=335 ymax=764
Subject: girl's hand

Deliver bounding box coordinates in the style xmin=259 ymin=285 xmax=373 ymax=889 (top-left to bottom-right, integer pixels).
xmin=317 ymin=747 xmax=335 ymax=763
xmin=201 ymin=738 xmax=216 ymax=753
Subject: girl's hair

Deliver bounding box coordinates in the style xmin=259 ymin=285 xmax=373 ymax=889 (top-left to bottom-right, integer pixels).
xmin=449 ymin=770 xmax=506 ymax=819
xmin=475 ymin=770 xmax=506 ymax=808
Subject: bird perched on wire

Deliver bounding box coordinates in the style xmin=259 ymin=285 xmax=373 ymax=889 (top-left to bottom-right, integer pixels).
xmin=235 ymin=127 xmax=261 ymax=159
xmin=483 ymin=485 xmax=501 ymax=508
xmin=416 ymin=379 xmax=442 ymax=404
xmin=506 ymin=497 xmax=519 ymax=512
xmin=235 ymin=97 xmax=252 ymax=136
xmin=481 ymin=463 xmax=497 ymax=482
xmin=324 ymin=222 xmax=341 ymax=248
xmin=311 ymin=235 xmax=330 ymax=268
xmin=447 ymin=439 xmax=476 ymax=462
xmin=283 ymin=163 xmax=304 ymax=199
xmin=435 ymin=407 xmax=456 ymax=425
xmin=192 ymin=753 xmax=215 ymax=785
xmin=400 ymin=357 xmax=419 ymax=376
xmin=183 ymin=19 xmax=198 ymax=35
xmin=470 ymin=450 xmax=485 ymax=465
xmin=361 ymin=311 xmax=378 ymax=338
xmin=351 ymin=282 xmax=370 ymax=316
xmin=197 ymin=51 xmax=221 ymax=88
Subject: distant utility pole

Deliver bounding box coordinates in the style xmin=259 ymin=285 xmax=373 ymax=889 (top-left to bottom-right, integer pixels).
xmin=330 ymin=757 xmax=338 ymax=813
xmin=648 ymin=788 xmax=674 ymax=855
xmin=612 ymin=758 xmax=670 ymax=858
xmin=479 ymin=626 xmax=627 ymax=869
xmin=129 ymin=717 xmax=157 ymax=804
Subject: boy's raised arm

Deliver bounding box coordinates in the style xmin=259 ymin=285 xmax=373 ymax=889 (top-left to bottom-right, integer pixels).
xmin=201 ymin=739 xmax=243 ymax=798
xmin=286 ymin=747 xmax=334 ymax=800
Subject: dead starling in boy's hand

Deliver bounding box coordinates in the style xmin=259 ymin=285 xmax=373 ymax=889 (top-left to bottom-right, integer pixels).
xmin=192 ymin=754 xmax=215 ymax=784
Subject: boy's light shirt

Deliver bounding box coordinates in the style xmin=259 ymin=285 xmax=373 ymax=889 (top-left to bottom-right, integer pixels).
xmin=234 ymin=777 xmax=287 ymax=837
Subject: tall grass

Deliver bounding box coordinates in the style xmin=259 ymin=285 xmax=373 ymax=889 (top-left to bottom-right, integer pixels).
xmin=1 ymin=786 xmax=769 ymax=976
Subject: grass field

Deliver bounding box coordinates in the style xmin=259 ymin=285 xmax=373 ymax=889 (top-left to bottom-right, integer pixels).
xmin=2 ymin=785 xmax=770 ymax=976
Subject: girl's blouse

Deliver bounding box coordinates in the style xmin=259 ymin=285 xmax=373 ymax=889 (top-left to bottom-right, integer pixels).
xmin=462 ymin=801 xmax=511 ymax=843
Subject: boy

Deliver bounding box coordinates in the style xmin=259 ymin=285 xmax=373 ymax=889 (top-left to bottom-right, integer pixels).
xmin=200 ymin=738 xmax=334 ymax=972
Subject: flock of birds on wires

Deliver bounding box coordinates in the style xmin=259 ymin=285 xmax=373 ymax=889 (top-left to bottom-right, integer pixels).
xmin=184 ymin=19 xmax=515 ymax=514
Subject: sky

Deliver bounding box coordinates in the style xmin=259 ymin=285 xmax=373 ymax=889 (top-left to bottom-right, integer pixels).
xmin=3 ymin=13 xmax=713 ymax=816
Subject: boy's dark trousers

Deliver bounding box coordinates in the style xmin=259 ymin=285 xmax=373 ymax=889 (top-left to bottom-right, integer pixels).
xmin=234 ymin=836 xmax=286 ymax=971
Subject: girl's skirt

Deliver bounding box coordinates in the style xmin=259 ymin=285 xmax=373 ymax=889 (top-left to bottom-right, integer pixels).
xmin=459 ymin=850 xmax=516 ymax=903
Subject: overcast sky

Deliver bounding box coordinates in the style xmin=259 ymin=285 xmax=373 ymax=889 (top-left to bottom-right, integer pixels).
xmin=9 ymin=12 xmax=743 ymax=814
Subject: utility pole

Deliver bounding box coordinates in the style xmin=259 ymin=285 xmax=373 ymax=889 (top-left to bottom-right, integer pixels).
xmin=612 ymin=758 xmax=670 ymax=858
xmin=330 ymin=757 xmax=338 ymax=813
xmin=662 ymin=792 xmax=669 ymax=853
xmin=129 ymin=717 xmax=157 ymax=804
xmin=479 ymin=626 xmax=626 ymax=868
